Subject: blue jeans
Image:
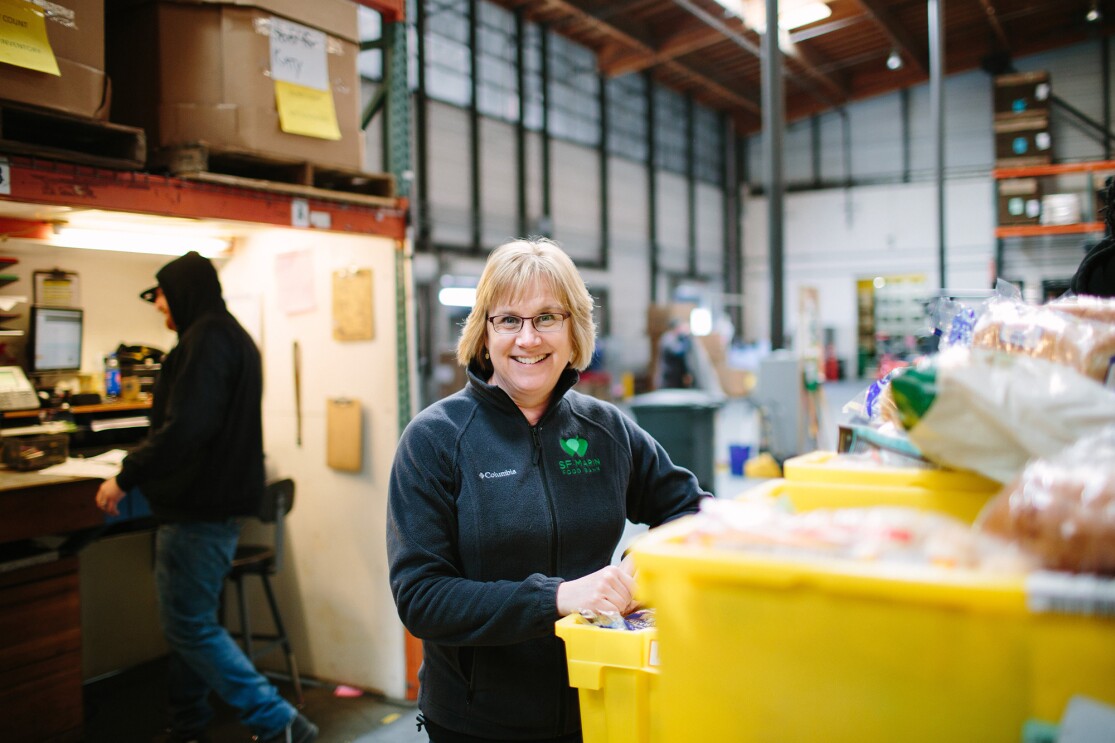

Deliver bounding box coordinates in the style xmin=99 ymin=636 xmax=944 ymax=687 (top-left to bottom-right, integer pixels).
xmin=155 ymin=520 xmax=296 ymax=737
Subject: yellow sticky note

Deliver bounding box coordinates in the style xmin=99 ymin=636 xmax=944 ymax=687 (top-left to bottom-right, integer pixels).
xmin=274 ymin=80 xmax=342 ymax=141
xmin=0 ymin=0 xmax=60 ymax=76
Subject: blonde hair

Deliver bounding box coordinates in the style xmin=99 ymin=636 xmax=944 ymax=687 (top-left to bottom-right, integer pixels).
xmin=456 ymin=238 xmax=596 ymax=371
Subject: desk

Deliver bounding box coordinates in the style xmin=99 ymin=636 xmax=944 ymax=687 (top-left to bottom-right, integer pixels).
xmin=0 ymin=471 xmax=103 ymax=743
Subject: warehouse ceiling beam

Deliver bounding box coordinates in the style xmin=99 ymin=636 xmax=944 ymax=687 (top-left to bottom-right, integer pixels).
xmin=851 ymin=0 xmax=928 ymax=77
xmin=511 ymin=0 xmax=761 ymax=114
xmin=976 ymin=0 xmax=1011 ymax=52
xmin=672 ymin=0 xmax=846 ymax=108
xmin=598 ymin=23 xmax=725 ymax=77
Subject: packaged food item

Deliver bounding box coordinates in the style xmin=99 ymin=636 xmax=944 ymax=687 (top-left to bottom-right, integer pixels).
xmin=976 ymin=426 xmax=1115 ymax=575
xmin=1046 ymin=294 xmax=1115 ymax=325
xmin=971 ymin=295 xmax=1115 ymax=385
xmin=577 ymin=607 xmax=657 ymax=631
xmin=683 ymin=496 xmax=1036 ymax=574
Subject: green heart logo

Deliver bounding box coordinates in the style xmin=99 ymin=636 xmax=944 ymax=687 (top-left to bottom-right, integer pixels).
xmin=560 ymin=437 xmax=588 ymax=457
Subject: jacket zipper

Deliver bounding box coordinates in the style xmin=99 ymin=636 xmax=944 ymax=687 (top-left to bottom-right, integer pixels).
xmin=531 ymin=424 xmax=559 ymax=577
xmin=533 ymin=422 xmax=567 ymax=733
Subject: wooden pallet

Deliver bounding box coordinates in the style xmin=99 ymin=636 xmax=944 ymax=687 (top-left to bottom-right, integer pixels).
xmin=149 ymin=144 xmax=397 ymax=205
xmin=0 ymin=101 xmax=145 ymax=171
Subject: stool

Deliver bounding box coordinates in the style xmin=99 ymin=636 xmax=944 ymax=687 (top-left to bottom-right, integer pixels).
xmin=223 ymin=477 xmax=303 ymax=706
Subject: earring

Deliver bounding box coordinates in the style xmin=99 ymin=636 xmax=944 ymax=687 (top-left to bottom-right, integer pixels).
xmin=484 ymin=351 xmax=490 ymax=360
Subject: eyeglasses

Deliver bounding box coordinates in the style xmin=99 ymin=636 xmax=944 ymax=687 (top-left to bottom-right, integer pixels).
xmin=487 ymin=312 xmax=571 ymax=334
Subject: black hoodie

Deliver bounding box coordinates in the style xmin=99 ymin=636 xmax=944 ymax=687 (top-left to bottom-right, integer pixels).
xmin=116 ymin=252 xmax=265 ymax=521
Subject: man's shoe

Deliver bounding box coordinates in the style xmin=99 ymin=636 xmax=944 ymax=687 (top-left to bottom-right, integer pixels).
xmin=153 ymin=728 xmax=211 ymax=743
xmin=260 ymin=713 xmax=318 ymax=743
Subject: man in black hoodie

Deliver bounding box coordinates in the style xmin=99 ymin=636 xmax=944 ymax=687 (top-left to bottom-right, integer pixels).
xmin=95 ymin=252 xmax=316 ymax=743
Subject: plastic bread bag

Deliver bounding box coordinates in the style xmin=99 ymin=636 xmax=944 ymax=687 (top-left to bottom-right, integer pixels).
xmin=1045 ymin=293 xmax=1115 ymax=325
xmin=894 ymin=346 xmax=1115 ymax=483
xmin=686 ymin=497 xmax=1036 ymax=574
xmin=841 ymin=368 xmax=903 ymax=426
xmin=577 ymin=607 xmax=657 ymax=631
xmin=970 ymin=291 xmax=1115 ymax=387
xmin=975 ymin=426 xmax=1115 ymax=575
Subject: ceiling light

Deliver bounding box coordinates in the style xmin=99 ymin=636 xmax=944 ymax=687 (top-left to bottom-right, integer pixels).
xmin=1086 ymin=4 xmax=1101 ymax=22
xmin=438 ymin=287 xmax=476 ymax=307
xmin=886 ymin=49 xmax=904 ymax=70
xmin=51 ymin=226 xmax=231 ymax=258
xmin=713 ymin=0 xmax=832 ymax=33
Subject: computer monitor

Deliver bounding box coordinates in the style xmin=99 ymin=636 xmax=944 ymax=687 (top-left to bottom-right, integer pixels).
xmin=28 ymin=306 xmax=84 ymax=374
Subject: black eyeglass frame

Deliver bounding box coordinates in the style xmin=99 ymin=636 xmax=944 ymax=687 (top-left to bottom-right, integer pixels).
xmin=486 ymin=312 xmax=572 ymax=334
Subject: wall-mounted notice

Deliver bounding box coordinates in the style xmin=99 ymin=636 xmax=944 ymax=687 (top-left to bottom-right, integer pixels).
xmin=332 ymin=268 xmax=373 ymax=341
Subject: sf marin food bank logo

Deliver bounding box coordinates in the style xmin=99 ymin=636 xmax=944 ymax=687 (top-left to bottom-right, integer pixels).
xmin=558 ymin=436 xmax=601 ymax=475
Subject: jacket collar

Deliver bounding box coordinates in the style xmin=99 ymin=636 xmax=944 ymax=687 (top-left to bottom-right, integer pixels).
xmin=465 ymin=360 xmax=580 ymax=424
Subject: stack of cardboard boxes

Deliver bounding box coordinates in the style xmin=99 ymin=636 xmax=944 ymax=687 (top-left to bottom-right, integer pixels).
xmin=993 ymin=71 xmax=1051 ymax=227
xmin=1 ymin=0 xmax=110 ymax=119
xmin=1 ymin=0 xmax=368 ymax=174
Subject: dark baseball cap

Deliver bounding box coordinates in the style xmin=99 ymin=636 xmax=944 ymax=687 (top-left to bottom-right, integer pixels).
xmin=139 ymin=285 xmax=159 ymax=303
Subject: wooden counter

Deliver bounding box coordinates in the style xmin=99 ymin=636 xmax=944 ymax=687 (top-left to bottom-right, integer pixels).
xmin=0 ymin=471 xmax=104 ymax=743
xmin=0 ymin=471 xmax=104 ymax=544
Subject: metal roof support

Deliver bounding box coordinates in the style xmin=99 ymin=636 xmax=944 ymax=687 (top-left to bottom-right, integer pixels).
xmin=763 ymin=0 xmax=785 ymax=350
xmin=929 ymin=0 xmax=946 ymax=289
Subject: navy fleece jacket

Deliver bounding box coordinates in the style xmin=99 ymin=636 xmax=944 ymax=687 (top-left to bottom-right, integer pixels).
xmin=387 ymin=363 xmax=707 ymax=739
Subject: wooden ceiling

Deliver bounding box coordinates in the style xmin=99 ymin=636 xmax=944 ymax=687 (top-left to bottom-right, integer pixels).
xmin=487 ymin=0 xmax=1113 ymax=134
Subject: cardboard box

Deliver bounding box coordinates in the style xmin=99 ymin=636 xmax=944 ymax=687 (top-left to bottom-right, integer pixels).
xmin=1 ymin=0 xmax=110 ymax=119
xmin=106 ymin=0 xmax=363 ymax=170
xmin=994 ymin=116 xmax=1052 ymax=166
xmin=1040 ymin=193 xmax=1083 ymax=226
xmin=993 ymin=70 xmax=1051 ymax=120
xmin=996 ymin=177 xmax=1042 ymax=226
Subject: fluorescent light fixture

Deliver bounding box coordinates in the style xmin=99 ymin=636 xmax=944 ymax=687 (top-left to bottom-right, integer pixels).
xmin=438 ymin=287 xmax=477 ymax=307
xmin=51 ymin=227 xmax=231 ymax=257
xmin=689 ymin=307 xmax=713 ymax=336
xmin=718 ymin=0 xmax=832 ymax=34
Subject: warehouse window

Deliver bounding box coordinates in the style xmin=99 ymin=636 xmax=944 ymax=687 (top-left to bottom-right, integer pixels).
xmin=522 ymin=23 xmax=544 ymax=131
xmin=606 ymin=74 xmax=647 ymax=163
xmin=654 ymin=87 xmax=687 ymax=175
xmin=548 ymin=33 xmax=600 ymax=146
xmin=357 ymin=5 xmax=383 ymax=81
xmin=424 ymin=0 xmax=471 ymax=107
xmin=477 ymin=2 xmax=518 ymax=122
xmin=693 ymin=105 xmax=723 ymax=186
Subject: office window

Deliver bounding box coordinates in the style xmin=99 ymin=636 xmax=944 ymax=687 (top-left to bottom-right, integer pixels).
xmin=477 ymin=2 xmax=518 ymax=122
xmin=548 ymin=33 xmax=600 ymax=146
xmin=606 ymin=74 xmax=647 ymax=162
xmin=357 ymin=5 xmax=383 ymax=80
xmin=522 ymin=22 xmax=544 ymax=131
xmin=654 ymin=86 xmax=687 ymax=174
xmin=424 ymin=0 xmax=471 ymax=107
xmin=694 ymin=104 xmax=724 ymax=185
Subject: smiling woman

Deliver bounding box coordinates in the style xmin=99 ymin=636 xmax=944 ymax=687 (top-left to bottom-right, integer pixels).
xmin=386 ymin=237 xmax=711 ymax=743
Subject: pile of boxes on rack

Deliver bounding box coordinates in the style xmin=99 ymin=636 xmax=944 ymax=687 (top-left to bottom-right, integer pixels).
xmin=993 ymin=70 xmax=1109 ymax=229
xmin=1 ymin=0 xmax=370 ymax=173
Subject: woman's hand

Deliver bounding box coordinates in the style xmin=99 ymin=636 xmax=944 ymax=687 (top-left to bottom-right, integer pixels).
xmin=556 ymin=565 xmax=638 ymax=616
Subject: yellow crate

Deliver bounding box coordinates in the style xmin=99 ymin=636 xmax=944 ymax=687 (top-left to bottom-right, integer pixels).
xmin=632 ymin=517 xmax=1115 ymax=743
xmin=759 ymin=451 xmax=1004 ymax=524
xmin=784 ymin=451 xmax=1001 ymax=491
xmin=554 ymin=614 xmax=659 ymax=743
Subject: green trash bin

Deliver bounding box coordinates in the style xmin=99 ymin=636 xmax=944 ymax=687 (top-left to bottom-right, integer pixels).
xmin=628 ymin=389 xmax=723 ymax=493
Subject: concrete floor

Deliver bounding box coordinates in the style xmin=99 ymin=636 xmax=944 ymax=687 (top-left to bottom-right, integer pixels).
xmin=83 ymin=657 xmax=425 ymax=742
xmin=83 ymin=378 xmax=870 ymax=743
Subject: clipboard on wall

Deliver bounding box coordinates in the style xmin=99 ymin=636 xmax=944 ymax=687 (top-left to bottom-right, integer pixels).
xmin=326 ymin=397 xmax=362 ymax=472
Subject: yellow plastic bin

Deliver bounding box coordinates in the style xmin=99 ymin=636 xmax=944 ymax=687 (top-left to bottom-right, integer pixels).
xmin=554 ymin=614 xmax=659 ymax=743
xmin=632 ymin=517 xmax=1115 ymax=743
xmin=768 ymin=451 xmax=1003 ymax=523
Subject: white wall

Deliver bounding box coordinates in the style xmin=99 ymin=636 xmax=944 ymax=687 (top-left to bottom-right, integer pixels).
xmin=742 ymin=177 xmax=996 ymax=366
xmin=220 ymin=230 xmax=408 ymax=699
xmin=0 ymin=242 xmax=175 ymax=383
